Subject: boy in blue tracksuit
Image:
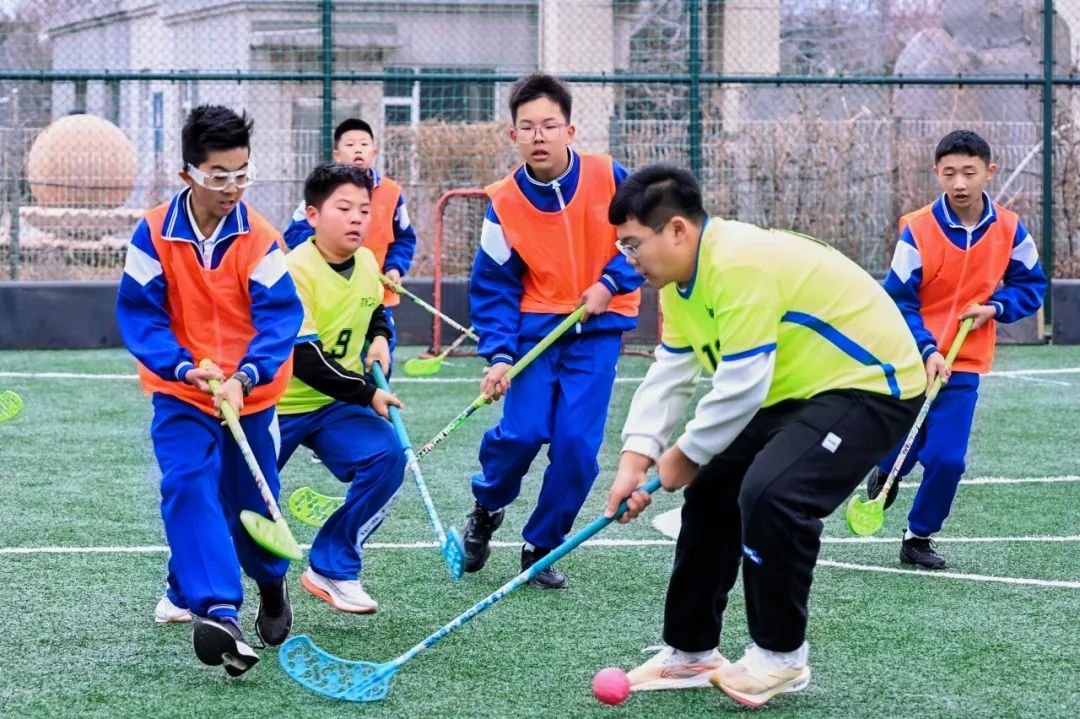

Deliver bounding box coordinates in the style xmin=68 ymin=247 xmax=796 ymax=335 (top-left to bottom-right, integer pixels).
xmin=869 ymin=130 xmax=1046 ymax=569
xmin=278 ymin=163 xmax=406 ymax=614
xmin=282 ymin=119 xmax=416 ymax=356
xmin=119 ymin=105 xmax=303 ymax=676
xmin=463 ymin=74 xmax=643 ymax=589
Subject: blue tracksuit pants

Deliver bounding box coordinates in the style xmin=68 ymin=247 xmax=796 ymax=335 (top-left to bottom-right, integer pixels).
xmin=472 ymin=331 xmax=622 ymax=550
xmin=278 ymin=401 xmax=405 ymax=579
xmin=877 ymin=371 xmax=980 ymax=537
xmin=152 ymin=393 xmax=286 ymax=621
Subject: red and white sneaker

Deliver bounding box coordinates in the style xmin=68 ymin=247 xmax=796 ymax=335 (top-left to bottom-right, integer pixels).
xmin=626 ymin=645 xmax=728 ymax=691
xmin=301 ymin=567 xmax=378 ymax=614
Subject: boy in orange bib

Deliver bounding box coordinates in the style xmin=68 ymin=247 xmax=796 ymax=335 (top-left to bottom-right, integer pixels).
xmin=117 ymin=105 xmax=303 ymax=675
xmin=462 ymin=75 xmax=642 ymax=588
xmin=869 ymin=130 xmax=1046 ymax=569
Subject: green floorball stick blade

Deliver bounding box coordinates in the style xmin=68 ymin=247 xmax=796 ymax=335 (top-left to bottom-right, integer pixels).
xmin=240 ymin=510 xmax=304 ymax=560
xmin=845 ymin=494 xmax=886 ymax=537
xmin=403 ymin=355 xmax=443 ymax=377
xmin=0 ymin=390 xmax=23 ymax=423
xmin=288 ymin=487 xmax=344 ymax=528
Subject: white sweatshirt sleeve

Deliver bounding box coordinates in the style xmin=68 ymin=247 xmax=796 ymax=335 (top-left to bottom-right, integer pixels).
xmin=621 ymin=345 xmax=702 ymax=461
xmin=675 ymin=350 xmax=775 ymax=465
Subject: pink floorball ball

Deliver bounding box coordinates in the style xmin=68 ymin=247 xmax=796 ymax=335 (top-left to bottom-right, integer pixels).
xmin=592 ymin=666 xmax=631 ymax=706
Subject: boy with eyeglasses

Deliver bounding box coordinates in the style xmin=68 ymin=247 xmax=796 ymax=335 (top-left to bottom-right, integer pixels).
xmin=603 ymin=164 xmax=924 ymax=707
xmin=283 ymin=119 xmax=416 ymax=355
xmin=117 ymin=104 xmax=303 ymax=676
xmin=463 ymin=73 xmax=642 ymax=589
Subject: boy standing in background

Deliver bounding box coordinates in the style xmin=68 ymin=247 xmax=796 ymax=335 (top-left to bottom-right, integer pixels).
xmin=284 ymin=119 xmax=417 ymax=354
xmin=869 ymin=129 xmax=1046 ymax=569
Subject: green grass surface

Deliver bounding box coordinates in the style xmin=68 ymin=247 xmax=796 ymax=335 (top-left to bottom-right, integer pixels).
xmin=1 ymin=346 xmax=1078 ymax=718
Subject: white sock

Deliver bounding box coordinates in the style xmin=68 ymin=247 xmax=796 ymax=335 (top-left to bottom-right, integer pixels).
xmin=904 ymin=529 xmax=930 ymax=540
xmin=754 ymin=641 xmax=809 ymax=669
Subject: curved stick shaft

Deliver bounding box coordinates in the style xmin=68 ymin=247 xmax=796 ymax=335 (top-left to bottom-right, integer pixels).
xmin=381 ymin=275 xmax=479 ymax=342
xmin=878 ymin=317 xmax=975 ymax=497
xmin=372 ymin=365 xmax=449 ymax=544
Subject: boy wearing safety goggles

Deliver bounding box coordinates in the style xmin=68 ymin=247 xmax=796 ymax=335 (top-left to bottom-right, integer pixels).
xmin=117 ymin=104 xmax=303 ymax=677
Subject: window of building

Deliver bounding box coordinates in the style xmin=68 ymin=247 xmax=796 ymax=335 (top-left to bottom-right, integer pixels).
xmin=382 ymin=67 xmax=494 ymax=126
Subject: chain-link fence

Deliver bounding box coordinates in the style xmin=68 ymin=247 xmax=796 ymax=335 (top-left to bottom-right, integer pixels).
xmin=1 ymin=1 xmax=1077 ymax=316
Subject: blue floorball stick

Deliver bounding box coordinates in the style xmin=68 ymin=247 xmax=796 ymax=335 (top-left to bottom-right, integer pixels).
xmin=279 ymin=477 xmax=663 ymax=702
xmin=371 ymin=363 xmax=465 ymax=581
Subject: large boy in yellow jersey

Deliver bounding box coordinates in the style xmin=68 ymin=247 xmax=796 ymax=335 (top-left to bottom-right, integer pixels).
xmin=603 ymin=166 xmax=925 ymax=708
xmin=277 ymin=163 xmax=406 ymax=614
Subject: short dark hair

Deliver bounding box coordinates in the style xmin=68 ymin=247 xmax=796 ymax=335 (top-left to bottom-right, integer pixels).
xmin=181 ymin=105 xmax=254 ymax=168
xmin=609 ymin=164 xmax=707 ymax=228
xmin=334 ymin=118 xmax=374 ymax=146
xmin=935 ymin=130 xmax=992 ymax=165
xmin=304 ymin=163 xmax=373 ymax=210
xmin=508 ymin=73 xmax=572 ymax=124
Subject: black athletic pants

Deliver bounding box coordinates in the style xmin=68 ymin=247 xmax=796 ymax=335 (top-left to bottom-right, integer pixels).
xmin=662 ymin=389 xmax=921 ymax=653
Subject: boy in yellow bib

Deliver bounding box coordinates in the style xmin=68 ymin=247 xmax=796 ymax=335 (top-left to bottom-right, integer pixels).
xmin=277 ymin=163 xmax=405 ymax=614
xmin=604 ymin=165 xmax=924 ymax=708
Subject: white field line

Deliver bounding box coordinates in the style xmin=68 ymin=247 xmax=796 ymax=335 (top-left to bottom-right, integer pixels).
xmin=4 ymin=538 xmax=1077 ymax=590
xmin=995 ymin=374 xmax=1072 ymax=386
xmin=817 ymin=559 xmax=1080 ymax=590
xmin=903 ymin=475 xmax=1080 ymax=488
xmin=4 ymin=366 xmax=1080 ymax=384
xmin=4 ymin=534 xmax=1079 ymax=556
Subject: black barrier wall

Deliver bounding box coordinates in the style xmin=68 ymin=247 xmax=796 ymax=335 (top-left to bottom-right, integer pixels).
xmin=0 ymin=280 xmax=663 ymax=350
xmin=0 ymin=280 xmax=1061 ymax=352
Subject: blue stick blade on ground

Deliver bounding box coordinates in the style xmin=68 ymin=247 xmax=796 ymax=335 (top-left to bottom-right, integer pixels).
xmin=279 ymin=635 xmax=392 ymax=702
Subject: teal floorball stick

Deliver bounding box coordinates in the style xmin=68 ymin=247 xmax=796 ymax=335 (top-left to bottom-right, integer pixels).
xmin=371 ymin=363 xmax=465 ymax=580
xmin=289 ymin=307 xmax=588 ymax=527
xmin=280 ymin=477 xmax=663 ymax=702
xmin=0 ymin=391 xmax=23 ymax=423
xmin=845 ymin=316 xmax=974 ymax=536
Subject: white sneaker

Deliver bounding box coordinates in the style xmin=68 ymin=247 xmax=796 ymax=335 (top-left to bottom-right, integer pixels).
xmin=626 ymin=645 xmax=728 ymax=691
xmin=154 ymin=594 xmax=192 ymax=624
xmin=309 ymin=450 xmax=323 ymax=464
xmin=710 ymin=642 xmax=811 ymax=708
xmin=301 ymin=567 xmax=378 ymax=614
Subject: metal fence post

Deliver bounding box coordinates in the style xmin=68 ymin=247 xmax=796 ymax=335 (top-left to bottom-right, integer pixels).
xmin=1042 ymin=0 xmax=1055 ymax=326
xmin=321 ymin=0 xmax=334 ymax=162
xmin=688 ymin=0 xmax=702 ymax=177
xmin=9 ymin=193 xmax=19 ymax=280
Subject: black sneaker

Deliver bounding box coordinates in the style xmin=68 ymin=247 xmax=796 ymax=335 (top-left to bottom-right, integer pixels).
xmin=255 ymin=577 xmax=292 ymax=647
xmin=463 ymin=501 xmax=505 ymax=573
xmin=192 ymin=616 xmax=260 ymax=677
xmin=900 ymin=534 xmax=946 ymax=569
xmin=866 ymin=468 xmax=900 ymax=510
xmin=521 ymin=545 xmax=567 ymax=589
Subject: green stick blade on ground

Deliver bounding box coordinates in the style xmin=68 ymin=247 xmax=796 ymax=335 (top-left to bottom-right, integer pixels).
xmin=845 ymin=494 xmax=886 ymax=536
xmin=402 ymin=355 xmax=443 ymax=376
xmin=0 ymin=390 xmax=23 ymax=423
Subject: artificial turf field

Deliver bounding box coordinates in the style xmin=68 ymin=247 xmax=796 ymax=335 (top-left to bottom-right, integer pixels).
xmin=1 ymin=345 xmax=1078 ymax=719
